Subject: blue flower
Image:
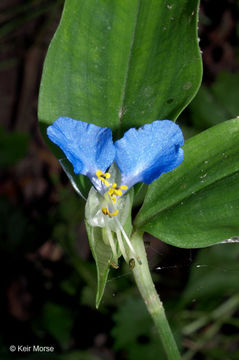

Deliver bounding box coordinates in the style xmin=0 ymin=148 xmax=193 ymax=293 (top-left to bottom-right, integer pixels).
xmin=47 ymin=116 xmax=184 ymax=267
xmin=47 ymin=117 xmax=184 ymax=192
xmin=115 ymin=120 xmax=184 ymax=189
xmin=47 ymin=117 xmax=115 ymax=191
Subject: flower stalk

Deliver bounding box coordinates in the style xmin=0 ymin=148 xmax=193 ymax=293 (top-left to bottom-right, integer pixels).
xmin=131 ymin=231 xmax=181 ymax=360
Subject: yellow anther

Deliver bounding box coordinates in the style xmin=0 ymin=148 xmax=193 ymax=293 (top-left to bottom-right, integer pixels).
xmin=111 ymin=183 xmax=122 ymax=196
xmin=108 ymin=260 xmax=119 ymax=269
xmin=101 ymin=206 xmax=119 ymax=217
xmin=109 ymin=183 xmax=128 ymax=197
xmin=108 ymin=188 xmax=114 ymax=195
xmin=96 ymin=170 xmax=111 ymax=187
xmin=108 ymin=188 xmax=117 ymax=203
xmin=96 ymin=170 xmax=103 ymax=177
xmin=102 ymin=206 xmax=110 ymax=216
xmin=109 ymin=209 xmax=119 ymax=217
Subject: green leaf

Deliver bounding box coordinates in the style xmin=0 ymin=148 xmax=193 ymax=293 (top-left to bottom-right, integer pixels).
xmin=85 ymin=223 xmax=112 ymax=308
xmin=134 ymin=118 xmax=239 ymax=248
xmin=38 ymin=0 xmax=202 ymax=139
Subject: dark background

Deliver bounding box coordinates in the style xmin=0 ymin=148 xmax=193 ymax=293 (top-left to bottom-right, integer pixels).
xmin=1 ymin=1 xmax=239 ymax=359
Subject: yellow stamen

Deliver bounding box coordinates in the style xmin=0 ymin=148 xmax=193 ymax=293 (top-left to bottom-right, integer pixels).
xmin=96 ymin=170 xmax=103 ymax=177
xmin=102 ymin=206 xmax=109 ymax=216
xmin=108 ymin=188 xmax=114 ymax=195
xmin=108 ymin=183 xmax=128 ymax=198
xmin=109 ymin=209 xmax=119 ymax=217
xmin=115 ymin=189 xmax=123 ymax=196
xmin=101 ymin=206 xmax=119 ymax=217
xmin=96 ymin=170 xmax=111 ymax=187
xmin=108 ymin=188 xmax=117 ymax=203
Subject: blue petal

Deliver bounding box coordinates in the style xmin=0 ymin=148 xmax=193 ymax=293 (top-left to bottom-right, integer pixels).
xmin=47 ymin=117 xmax=115 ymax=179
xmin=114 ymin=120 xmax=184 ymax=188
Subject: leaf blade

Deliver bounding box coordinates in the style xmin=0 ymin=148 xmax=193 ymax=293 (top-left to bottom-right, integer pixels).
xmin=38 ymin=0 xmax=202 ymax=137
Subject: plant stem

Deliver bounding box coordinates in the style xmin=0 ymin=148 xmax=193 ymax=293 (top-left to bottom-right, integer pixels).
xmin=131 ymin=231 xmax=181 ymax=360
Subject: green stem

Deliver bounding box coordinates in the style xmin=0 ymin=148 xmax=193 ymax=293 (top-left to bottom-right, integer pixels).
xmin=131 ymin=231 xmax=181 ymax=360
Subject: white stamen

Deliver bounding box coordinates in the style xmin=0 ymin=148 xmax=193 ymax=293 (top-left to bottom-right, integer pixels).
xmin=116 ymin=229 xmax=128 ymax=261
xmin=106 ymin=226 xmax=118 ymax=263
xmin=115 ymin=218 xmax=141 ymax=264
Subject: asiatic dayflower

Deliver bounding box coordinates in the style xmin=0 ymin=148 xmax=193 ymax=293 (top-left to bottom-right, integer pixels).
xmin=47 ymin=117 xmax=184 ymax=268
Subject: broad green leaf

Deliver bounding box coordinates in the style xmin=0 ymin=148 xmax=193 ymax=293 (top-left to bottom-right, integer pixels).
xmin=134 ymin=119 xmax=239 ymax=248
xmin=38 ymin=0 xmax=202 ymax=140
